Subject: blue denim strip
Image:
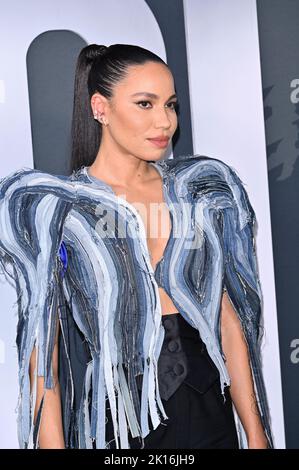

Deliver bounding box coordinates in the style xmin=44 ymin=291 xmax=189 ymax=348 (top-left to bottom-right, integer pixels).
xmin=59 ymin=241 xmax=68 ymax=277
xmin=0 ymin=155 xmax=274 ymax=449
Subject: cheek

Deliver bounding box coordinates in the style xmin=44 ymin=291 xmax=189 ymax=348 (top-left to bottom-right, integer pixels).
xmin=110 ymin=108 xmax=178 ymax=142
xmin=129 ymin=112 xmax=151 ymax=130
xmin=116 ymin=108 xmax=148 ymax=132
xmin=109 ymin=114 xmax=147 ymax=147
xmin=172 ymin=114 xmax=178 ymax=130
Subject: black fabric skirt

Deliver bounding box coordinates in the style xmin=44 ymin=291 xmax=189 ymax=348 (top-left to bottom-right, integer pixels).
xmin=104 ymin=313 xmax=239 ymax=449
xmin=59 ymin=308 xmax=239 ymax=449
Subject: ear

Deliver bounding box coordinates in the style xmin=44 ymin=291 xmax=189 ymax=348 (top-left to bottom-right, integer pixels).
xmin=90 ymin=92 xmax=108 ymax=116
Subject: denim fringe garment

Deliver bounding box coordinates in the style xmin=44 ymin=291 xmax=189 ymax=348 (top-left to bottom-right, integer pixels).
xmin=0 ymin=154 xmax=274 ymax=449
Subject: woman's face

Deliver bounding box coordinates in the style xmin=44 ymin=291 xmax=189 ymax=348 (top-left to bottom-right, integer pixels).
xmin=97 ymin=61 xmax=178 ymax=161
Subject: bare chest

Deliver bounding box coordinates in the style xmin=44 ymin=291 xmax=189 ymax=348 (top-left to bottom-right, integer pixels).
xmin=110 ymin=179 xmax=178 ymax=316
xmin=112 ymin=181 xmax=171 ymax=272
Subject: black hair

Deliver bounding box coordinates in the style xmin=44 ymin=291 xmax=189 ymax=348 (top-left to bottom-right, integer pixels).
xmin=70 ymin=43 xmax=168 ymax=172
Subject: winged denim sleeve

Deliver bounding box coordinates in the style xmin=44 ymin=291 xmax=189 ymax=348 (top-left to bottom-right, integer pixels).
xmin=0 ymin=168 xmax=72 ymax=448
xmin=218 ymin=163 xmax=274 ymax=449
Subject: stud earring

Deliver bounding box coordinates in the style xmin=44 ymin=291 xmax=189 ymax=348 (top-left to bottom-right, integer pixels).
xmin=93 ymin=110 xmax=108 ymax=125
xmin=99 ymin=113 xmax=108 ymax=126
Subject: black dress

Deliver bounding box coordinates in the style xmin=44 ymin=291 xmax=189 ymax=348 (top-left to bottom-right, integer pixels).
xmin=58 ymin=308 xmax=239 ymax=449
xmin=105 ymin=312 xmax=239 ymax=449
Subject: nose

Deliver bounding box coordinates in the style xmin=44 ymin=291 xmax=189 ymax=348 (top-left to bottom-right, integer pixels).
xmin=153 ymin=106 xmax=173 ymax=129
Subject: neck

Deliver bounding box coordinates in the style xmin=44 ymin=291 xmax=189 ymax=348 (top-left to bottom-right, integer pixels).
xmin=89 ymin=133 xmax=163 ymax=188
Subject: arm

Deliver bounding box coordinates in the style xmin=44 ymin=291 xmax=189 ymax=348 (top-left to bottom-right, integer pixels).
xmin=0 ymin=169 xmax=71 ymax=448
xmin=220 ymin=290 xmax=269 ymax=449
xmin=29 ymin=318 xmax=65 ymax=449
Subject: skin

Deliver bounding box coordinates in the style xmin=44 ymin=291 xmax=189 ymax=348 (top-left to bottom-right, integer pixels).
xmin=30 ymin=61 xmax=269 ymax=449
xmin=221 ymin=291 xmax=270 ymax=449
xmin=90 ymin=62 xmax=180 ymax=317
xmin=89 ymin=61 xmax=178 ymax=188
xmin=29 ymin=320 xmax=64 ymax=449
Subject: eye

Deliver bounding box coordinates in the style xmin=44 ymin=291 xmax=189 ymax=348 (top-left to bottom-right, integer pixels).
xmin=136 ymin=101 xmax=152 ymax=109
xmin=136 ymin=100 xmax=179 ymax=111
xmin=167 ymin=101 xmax=179 ymax=111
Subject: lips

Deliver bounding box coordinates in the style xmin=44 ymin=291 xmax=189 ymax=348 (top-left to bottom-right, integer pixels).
xmin=148 ymin=137 xmax=169 ymax=143
xmin=147 ymin=137 xmax=169 ymax=148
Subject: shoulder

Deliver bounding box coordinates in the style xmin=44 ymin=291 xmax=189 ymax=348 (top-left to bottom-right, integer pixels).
xmin=0 ymin=168 xmax=75 ymax=266
xmin=160 ymin=154 xmax=249 ymax=201
xmin=0 ymin=166 xmax=75 ymax=199
xmin=0 ymin=167 xmax=76 ymax=236
xmin=161 ymin=154 xmax=254 ymax=229
xmin=160 ymin=154 xmax=243 ymax=183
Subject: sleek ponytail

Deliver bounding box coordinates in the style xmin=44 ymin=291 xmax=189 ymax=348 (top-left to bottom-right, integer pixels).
xmin=70 ymin=43 xmax=167 ymax=172
xmin=70 ymin=44 xmax=108 ymax=172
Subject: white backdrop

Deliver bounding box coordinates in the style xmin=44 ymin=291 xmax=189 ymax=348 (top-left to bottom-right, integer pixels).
xmin=0 ymin=0 xmax=284 ymax=448
xmin=183 ymin=0 xmax=284 ymax=448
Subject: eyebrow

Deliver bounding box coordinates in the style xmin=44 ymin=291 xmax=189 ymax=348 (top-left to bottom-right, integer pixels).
xmin=130 ymin=92 xmax=178 ymax=101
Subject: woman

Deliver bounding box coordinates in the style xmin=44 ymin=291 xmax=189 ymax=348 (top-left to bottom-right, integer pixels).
xmin=0 ymin=44 xmax=273 ymax=449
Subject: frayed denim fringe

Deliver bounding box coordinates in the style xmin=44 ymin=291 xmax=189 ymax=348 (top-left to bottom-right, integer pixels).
xmin=0 ymin=155 xmax=274 ymax=449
